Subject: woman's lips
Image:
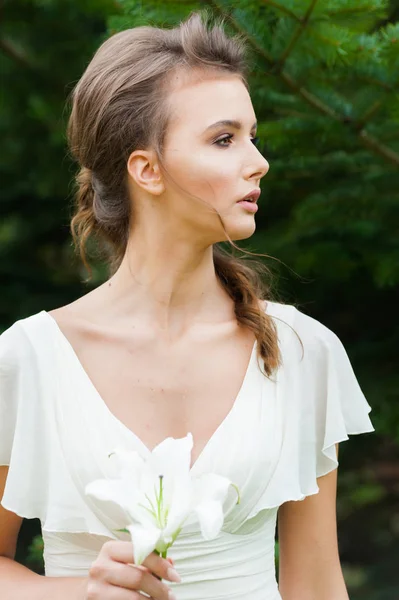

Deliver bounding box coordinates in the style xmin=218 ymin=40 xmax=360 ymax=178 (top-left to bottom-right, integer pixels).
xmin=239 ymin=189 xmax=261 ymax=203
xmin=237 ymin=200 xmax=259 ymax=213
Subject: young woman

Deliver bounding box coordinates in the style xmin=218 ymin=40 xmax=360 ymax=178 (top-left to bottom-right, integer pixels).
xmin=0 ymin=10 xmax=374 ymax=600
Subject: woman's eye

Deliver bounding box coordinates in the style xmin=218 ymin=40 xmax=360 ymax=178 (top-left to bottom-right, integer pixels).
xmin=215 ymin=134 xmax=234 ymax=147
xmin=215 ymin=135 xmax=260 ymax=148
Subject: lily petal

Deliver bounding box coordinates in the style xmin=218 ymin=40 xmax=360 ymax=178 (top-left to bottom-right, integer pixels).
xmin=85 ymin=478 xmax=155 ymax=529
xmin=85 ymin=435 xmax=237 ymax=559
xmin=193 ymin=499 xmax=224 ymax=540
xmin=108 ymin=448 xmax=145 ymax=482
xmin=150 ymin=433 xmax=193 ymax=479
xmin=85 ymin=478 xmax=136 ymax=509
xmin=125 ymin=493 xmax=160 ymax=529
xmin=193 ymin=472 xmax=233 ymax=504
xmin=162 ymin=473 xmax=193 ymax=538
xmin=127 ymin=523 xmax=162 ymax=565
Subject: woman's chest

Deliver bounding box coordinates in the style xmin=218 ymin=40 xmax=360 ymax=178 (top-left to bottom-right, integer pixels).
xmin=50 ymin=314 xmax=256 ymax=465
xmin=27 ymin=311 xmax=283 ymax=540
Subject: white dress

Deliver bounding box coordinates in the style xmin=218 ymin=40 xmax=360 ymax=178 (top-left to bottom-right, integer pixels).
xmin=0 ymin=301 xmax=374 ymax=600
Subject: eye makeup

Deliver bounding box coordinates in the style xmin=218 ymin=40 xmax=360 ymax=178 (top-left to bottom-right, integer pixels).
xmin=214 ymin=134 xmax=260 ymax=148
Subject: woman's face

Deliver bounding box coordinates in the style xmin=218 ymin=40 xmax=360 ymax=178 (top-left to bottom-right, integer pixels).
xmin=159 ymin=71 xmax=270 ymax=244
xmin=128 ymin=70 xmax=270 ymax=246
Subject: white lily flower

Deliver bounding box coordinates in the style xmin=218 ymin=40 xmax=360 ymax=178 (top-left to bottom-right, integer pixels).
xmin=85 ymin=433 xmax=240 ymax=565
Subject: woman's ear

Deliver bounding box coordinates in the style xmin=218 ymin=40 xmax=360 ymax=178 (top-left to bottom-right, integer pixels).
xmin=127 ymin=149 xmax=165 ymax=196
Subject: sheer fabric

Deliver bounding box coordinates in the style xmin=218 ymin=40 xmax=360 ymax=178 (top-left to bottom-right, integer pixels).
xmin=0 ymin=302 xmax=374 ymax=599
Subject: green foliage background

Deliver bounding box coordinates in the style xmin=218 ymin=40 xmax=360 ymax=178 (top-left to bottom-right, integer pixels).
xmin=1 ymin=0 xmax=398 ymax=597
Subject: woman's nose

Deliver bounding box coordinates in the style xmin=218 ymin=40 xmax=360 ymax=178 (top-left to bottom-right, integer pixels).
xmin=251 ymin=155 xmax=269 ymax=181
xmin=260 ymin=156 xmax=270 ymax=178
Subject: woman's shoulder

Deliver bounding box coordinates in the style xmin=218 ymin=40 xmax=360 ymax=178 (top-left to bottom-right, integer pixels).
xmin=263 ymin=299 xmax=346 ymax=368
xmin=265 ymin=300 xmax=338 ymax=340
xmin=0 ymin=310 xmax=51 ymax=370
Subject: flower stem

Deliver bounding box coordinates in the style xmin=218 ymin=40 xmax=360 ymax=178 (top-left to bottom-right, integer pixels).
xmin=158 ymin=475 xmax=164 ymax=526
xmin=153 ymin=548 xmax=168 ymax=580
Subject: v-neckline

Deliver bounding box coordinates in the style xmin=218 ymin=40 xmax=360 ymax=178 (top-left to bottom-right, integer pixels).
xmin=42 ymin=310 xmax=257 ymax=473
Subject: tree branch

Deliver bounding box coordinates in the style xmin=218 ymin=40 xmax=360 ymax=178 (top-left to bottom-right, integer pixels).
xmin=260 ymin=0 xmax=301 ymax=22
xmin=327 ymin=5 xmax=387 ymax=17
xmin=208 ymin=0 xmax=275 ymax=63
xmin=279 ymin=70 xmax=339 ymax=118
xmin=356 ymin=100 xmax=384 ymax=129
xmin=351 ymin=74 xmax=395 ymax=92
xmin=274 ymin=0 xmax=319 ymax=72
xmin=359 ymin=129 xmax=399 ymax=167
xmin=207 ymin=0 xmax=399 ymax=168
xmin=0 ymin=37 xmax=37 ymax=71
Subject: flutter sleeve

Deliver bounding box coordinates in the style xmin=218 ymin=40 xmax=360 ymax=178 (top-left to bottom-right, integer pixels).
xmin=0 ymin=323 xmax=24 ymax=467
xmin=293 ymin=308 xmax=375 ymax=478
xmin=247 ymin=303 xmax=375 ymax=513
xmin=0 ymin=320 xmax=50 ymax=519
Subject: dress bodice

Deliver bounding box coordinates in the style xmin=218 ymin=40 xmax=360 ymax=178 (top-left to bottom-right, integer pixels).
xmin=0 ymin=301 xmax=374 ymax=599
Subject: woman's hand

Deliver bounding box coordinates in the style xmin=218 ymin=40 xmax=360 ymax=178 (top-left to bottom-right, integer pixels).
xmin=85 ymin=540 xmax=180 ymax=599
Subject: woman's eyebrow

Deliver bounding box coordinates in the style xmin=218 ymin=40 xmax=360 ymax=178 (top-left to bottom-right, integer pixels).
xmin=204 ymin=119 xmax=257 ymax=133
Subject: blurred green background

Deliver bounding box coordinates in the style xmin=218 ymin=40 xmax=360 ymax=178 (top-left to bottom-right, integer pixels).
xmin=1 ymin=0 xmax=398 ymax=597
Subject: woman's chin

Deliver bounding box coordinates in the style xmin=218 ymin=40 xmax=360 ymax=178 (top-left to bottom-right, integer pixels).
xmin=220 ymin=218 xmax=257 ymax=242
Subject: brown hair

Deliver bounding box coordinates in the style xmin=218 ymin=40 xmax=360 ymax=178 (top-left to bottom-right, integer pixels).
xmin=67 ymin=10 xmax=282 ymax=376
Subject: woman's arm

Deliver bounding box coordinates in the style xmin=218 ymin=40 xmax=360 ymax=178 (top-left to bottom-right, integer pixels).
xmin=0 ymin=557 xmax=88 ymax=600
xmin=0 ymin=466 xmax=87 ymax=600
xmin=0 ymin=466 xmax=88 ymax=599
xmin=277 ymin=444 xmax=349 ymax=600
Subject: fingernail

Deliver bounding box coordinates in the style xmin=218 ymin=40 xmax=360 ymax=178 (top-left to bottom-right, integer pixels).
xmin=168 ymin=591 xmax=178 ymax=600
xmin=167 ymin=567 xmax=181 ymax=583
